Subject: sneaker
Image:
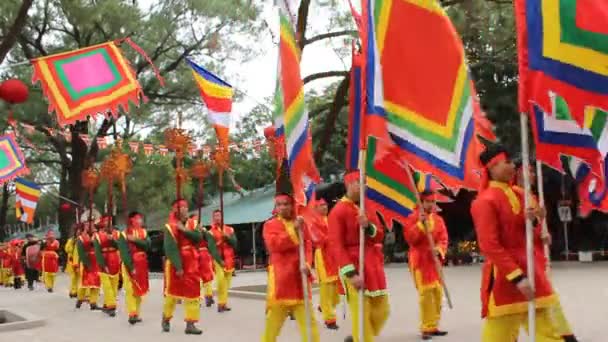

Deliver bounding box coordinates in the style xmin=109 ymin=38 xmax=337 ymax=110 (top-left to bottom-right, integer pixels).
xmin=185 ymin=323 xmax=202 ymax=335
xmin=430 ymin=330 xmax=448 ymax=336
xmin=75 ymin=300 xmax=83 ymax=309
xmin=161 ymin=320 xmax=170 ymax=332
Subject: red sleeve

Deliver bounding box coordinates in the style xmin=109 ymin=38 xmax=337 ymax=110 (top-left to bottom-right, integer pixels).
xmin=403 ymin=211 xmax=426 ymax=247
xmin=471 ymin=197 xmax=525 ymax=282
xmin=328 ymin=205 xmax=356 ymax=276
xmin=433 ymin=215 xmax=449 ymax=258
xmin=262 ymin=220 xmax=298 ymax=254
xmin=304 ymin=225 xmax=314 ymax=266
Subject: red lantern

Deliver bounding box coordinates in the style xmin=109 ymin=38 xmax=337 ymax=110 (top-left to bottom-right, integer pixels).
xmin=263 ymin=125 xmax=275 ymax=139
xmin=60 ymin=203 xmax=72 ymax=212
xmin=0 ymin=79 xmax=29 ymax=104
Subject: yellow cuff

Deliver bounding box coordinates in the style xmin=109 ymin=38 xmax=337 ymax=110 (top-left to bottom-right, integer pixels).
xmin=506 ymin=268 xmax=524 ymax=281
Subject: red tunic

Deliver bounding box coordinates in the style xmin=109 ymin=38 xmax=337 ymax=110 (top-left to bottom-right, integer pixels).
xmin=403 ymin=210 xmax=448 ymax=289
xmin=198 ymin=237 xmax=215 ymax=284
xmin=312 ymin=217 xmax=338 ymax=283
xmin=41 ymin=239 xmax=60 ymax=273
xmin=79 ymin=234 xmax=101 ymax=288
xmin=124 ymin=227 xmax=150 ymax=296
xmin=164 ymin=215 xmax=201 ymax=299
xmin=97 ymin=230 xmax=121 ymax=275
xmin=211 ymin=224 xmax=236 ymax=272
xmin=471 ymin=181 xmax=556 ymax=318
xmin=328 ymin=197 xmax=386 ymax=296
xmin=0 ymin=248 xmax=11 ymax=268
xmin=263 ymin=216 xmax=313 ymax=306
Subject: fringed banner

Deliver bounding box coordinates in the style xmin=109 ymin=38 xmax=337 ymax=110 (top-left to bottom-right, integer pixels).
xmin=0 ymin=133 xmax=30 ymax=185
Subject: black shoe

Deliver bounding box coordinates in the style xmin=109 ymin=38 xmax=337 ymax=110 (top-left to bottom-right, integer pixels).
xmin=47 ymin=288 xmax=53 ymax=293
xmin=135 ymin=317 xmax=143 ymax=323
xmin=162 ymin=320 xmax=170 ymax=332
xmin=69 ymin=293 xmax=77 ymax=298
xmin=90 ymin=304 xmax=100 ymax=311
xmin=325 ymin=322 xmax=339 ymax=330
xmin=289 ymin=313 xmax=295 ymax=320
xmin=185 ymin=323 xmax=202 ymax=335
xmin=217 ymin=304 xmax=232 ymax=313
xmin=28 ymin=285 xmax=34 ymax=291
xmin=430 ymin=330 xmax=448 ymax=336
xmin=129 ymin=316 xmax=138 ymax=325
xmin=106 ymin=309 xmax=116 ymax=317
xmin=563 ymin=335 xmax=578 ymax=342
xmin=205 ymin=297 xmax=214 ymax=307
xmin=75 ymin=300 xmax=83 ymax=309
xmin=317 ymin=305 xmax=322 ymax=313
xmin=344 ymin=336 xmax=353 ymax=342
xmin=421 ymin=334 xmax=433 ymax=340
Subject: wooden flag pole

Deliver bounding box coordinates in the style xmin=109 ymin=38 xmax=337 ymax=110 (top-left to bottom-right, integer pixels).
xmin=520 ymin=113 xmax=536 ymax=341
xmin=357 ymin=149 xmax=366 ymax=342
xmin=297 ymin=224 xmax=312 ymax=342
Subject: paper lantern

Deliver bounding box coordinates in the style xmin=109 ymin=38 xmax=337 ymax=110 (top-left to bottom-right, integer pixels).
xmin=60 ymin=203 xmax=72 ymax=212
xmin=0 ymin=79 xmax=29 ymax=104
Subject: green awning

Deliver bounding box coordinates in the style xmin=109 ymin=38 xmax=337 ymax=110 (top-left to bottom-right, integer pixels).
xmin=197 ymin=187 xmax=276 ymax=226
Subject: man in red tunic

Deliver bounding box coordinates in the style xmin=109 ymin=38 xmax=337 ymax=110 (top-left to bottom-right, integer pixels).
xmin=403 ymin=190 xmax=448 ymax=339
xmin=76 ymin=221 xmax=101 ymax=310
xmin=40 ymin=230 xmax=60 ymax=292
xmin=471 ymin=146 xmax=560 ymax=341
xmin=162 ymin=199 xmax=203 ymax=335
xmin=11 ymin=240 xmax=25 ymax=289
xmin=117 ymin=211 xmax=150 ymax=325
xmin=262 ymin=193 xmax=320 ymax=342
xmin=329 ymin=171 xmax=389 ymax=342
xmin=311 ymin=198 xmax=340 ymax=330
xmin=95 ymin=215 xmax=121 ymax=317
xmin=190 ymin=214 xmax=223 ymax=308
xmin=210 ymin=209 xmax=237 ymax=312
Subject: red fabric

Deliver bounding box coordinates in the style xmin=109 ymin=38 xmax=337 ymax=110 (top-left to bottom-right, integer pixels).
xmin=12 ymin=250 xmax=24 ymax=276
xmin=198 ymin=246 xmax=214 ymax=284
xmin=328 ymin=198 xmax=387 ymax=293
xmin=164 ymin=215 xmax=200 ymax=299
xmin=125 ymin=227 xmax=149 ymax=297
xmin=471 ymin=183 xmax=554 ymax=318
xmin=97 ymin=230 xmax=121 ymax=275
xmin=403 ymin=210 xmax=448 ymax=287
xmin=210 ymin=224 xmax=236 ymax=272
xmin=41 ymin=239 xmax=60 ymax=273
xmin=343 ymin=170 xmax=359 ymax=185
xmin=263 ymin=217 xmax=313 ymax=304
xmin=311 ymin=217 xmax=338 ymax=279
xmin=79 ymin=234 xmax=100 ymax=288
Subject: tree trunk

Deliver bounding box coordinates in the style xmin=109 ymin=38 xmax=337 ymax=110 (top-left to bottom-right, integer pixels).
xmin=58 ymin=163 xmax=70 ymax=246
xmin=0 ymin=0 xmax=34 ymax=64
xmin=0 ymin=183 xmax=9 ymax=241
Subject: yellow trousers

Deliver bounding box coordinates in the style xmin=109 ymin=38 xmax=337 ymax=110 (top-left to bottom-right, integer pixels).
xmin=0 ymin=268 xmax=9 ymax=285
xmin=69 ymin=270 xmax=79 ymax=296
xmin=214 ymin=262 xmax=232 ymax=305
xmin=202 ymin=281 xmax=213 ymax=298
xmin=163 ymin=296 xmax=200 ymax=322
xmin=262 ymin=303 xmax=320 ymax=342
xmin=319 ymin=281 xmax=340 ymax=323
xmin=417 ymin=285 xmax=443 ymax=333
xmin=345 ymin=282 xmax=390 ymax=342
xmin=78 ymin=287 xmax=99 ymax=304
xmin=481 ymin=309 xmax=563 ymax=342
xmin=549 ymin=298 xmax=574 ymax=337
xmin=123 ymin=268 xmax=144 ymax=318
xmin=101 ymin=273 xmax=120 ymax=309
xmin=42 ymin=272 xmax=56 ymax=290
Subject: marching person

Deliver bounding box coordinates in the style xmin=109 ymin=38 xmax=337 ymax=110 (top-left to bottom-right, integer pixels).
xmin=162 ymin=199 xmax=203 ymax=335
xmin=118 ymin=212 xmax=151 ymax=325
xmin=76 ymin=220 xmax=101 ymax=310
xmin=10 ymin=240 xmax=25 ymax=289
xmin=64 ymin=224 xmax=81 ymax=298
xmin=471 ymin=145 xmax=561 ymax=341
xmin=40 ymin=230 xmax=60 ymax=292
xmin=210 ymin=209 xmax=238 ymax=312
xmin=329 ymin=171 xmax=389 ymax=342
xmin=403 ymin=189 xmax=449 ymax=340
xmin=95 ymin=215 xmax=121 ymax=317
xmin=21 ymin=234 xmax=41 ymax=291
xmin=191 ymin=214 xmax=223 ymax=308
xmin=261 ymin=193 xmax=320 ymax=342
xmin=0 ymin=243 xmax=12 ymax=287
xmin=311 ymin=198 xmax=340 ymax=330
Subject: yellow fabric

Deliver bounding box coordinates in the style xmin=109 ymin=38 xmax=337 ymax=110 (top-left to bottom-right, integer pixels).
xmin=78 ymin=287 xmax=99 ymax=304
xmin=42 ymin=272 xmax=56 ymax=290
xmin=314 ymin=249 xmax=337 ymax=283
xmin=202 ymin=281 xmax=213 ymax=298
xmin=215 ymin=261 xmax=232 ymax=305
xmin=345 ymin=281 xmax=390 ymax=342
xmin=549 ymin=298 xmax=573 ymax=336
xmin=101 ymin=273 xmax=120 ymax=309
xmin=278 ymin=217 xmax=300 ymax=245
xmin=319 ymin=281 xmax=339 ymax=323
xmin=481 ymin=309 xmax=563 ymax=342
xmin=489 ymin=181 xmax=521 ymax=214
xmin=0 ymin=268 xmax=9 ymax=285
xmin=163 ymin=296 xmax=200 ymax=322
xmin=417 ymin=284 xmax=442 ymax=333
xmin=69 ymin=270 xmax=79 ymax=295
xmin=122 ymin=265 xmax=144 ymax=317
xmin=261 ymin=303 xmax=320 ymax=342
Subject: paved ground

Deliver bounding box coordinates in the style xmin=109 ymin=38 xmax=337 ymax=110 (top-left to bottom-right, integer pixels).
xmin=0 ymin=262 xmax=606 ymax=341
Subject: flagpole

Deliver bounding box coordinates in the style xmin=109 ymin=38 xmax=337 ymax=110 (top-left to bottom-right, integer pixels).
xmin=535 ymin=161 xmax=551 ymax=274
xmin=520 ymin=113 xmax=536 ymax=341
xmin=357 ymin=150 xmax=366 ymax=342
xmin=297 ymin=223 xmax=312 ymax=342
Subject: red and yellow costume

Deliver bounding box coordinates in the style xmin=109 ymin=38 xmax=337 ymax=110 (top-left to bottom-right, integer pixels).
xmin=95 ymin=222 xmax=122 ymax=312
xmin=403 ymin=209 xmax=448 ymax=334
xmin=64 ymin=235 xmax=80 ymax=297
xmin=210 ymin=222 xmax=237 ymax=310
xmin=192 ymin=217 xmax=222 ymax=304
xmin=329 ymin=194 xmax=389 ymax=342
xmin=471 ymin=180 xmax=559 ymax=341
xmin=162 ymin=206 xmax=203 ymax=324
xmin=11 ymin=240 xmax=25 ymax=286
xmin=312 ymin=213 xmax=339 ymax=326
xmin=40 ymin=231 xmax=60 ymax=291
xmin=262 ymin=212 xmax=320 ymax=342
xmin=76 ymin=229 xmax=101 ymax=307
xmin=117 ymin=214 xmax=150 ymax=322
xmin=0 ymin=244 xmax=13 ymax=287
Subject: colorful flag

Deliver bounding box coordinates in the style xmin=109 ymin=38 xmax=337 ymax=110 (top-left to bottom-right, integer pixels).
xmin=362 ymin=0 xmax=494 ymax=190
xmin=186 ymin=58 xmax=233 ymax=147
xmin=14 ymin=178 xmax=41 ymax=224
xmin=31 ymin=41 xmax=145 ymax=127
xmin=412 ymin=170 xmax=453 ymax=203
xmin=275 ymin=4 xmax=321 ymax=206
xmin=515 ymin=0 xmax=608 ymax=120
xmin=346 ymin=45 xmax=364 ymax=170
xmin=0 ymin=133 xmax=29 ymax=185
xmin=365 ymin=136 xmax=417 ymax=230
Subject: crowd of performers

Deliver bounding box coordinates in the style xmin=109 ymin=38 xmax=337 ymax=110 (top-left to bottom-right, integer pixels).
xmin=0 ymin=146 xmax=582 ymax=341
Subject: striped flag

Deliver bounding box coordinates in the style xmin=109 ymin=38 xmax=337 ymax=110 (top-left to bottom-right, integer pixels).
xmin=346 ymin=45 xmax=364 ymax=171
xmin=186 ymin=58 xmax=233 ymax=147
xmin=14 ymin=178 xmax=41 ymax=224
xmin=276 ymin=3 xmax=320 ymax=206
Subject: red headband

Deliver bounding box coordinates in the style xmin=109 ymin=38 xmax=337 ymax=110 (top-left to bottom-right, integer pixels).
xmin=315 ymin=198 xmax=327 ymax=206
xmin=173 ymin=199 xmax=188 ymax=209
xmin=274 ymin=194 xmax=294 ymax=203
xmin=344 ymin=171 xmax=360 ymax=185
xmin=420 ymin=192 xmax=436 ymax=201
xmin=480 ymin=152 xmax=508 ymax=190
